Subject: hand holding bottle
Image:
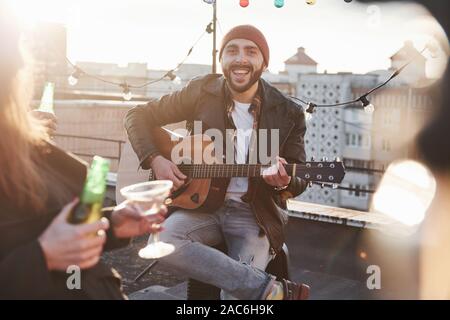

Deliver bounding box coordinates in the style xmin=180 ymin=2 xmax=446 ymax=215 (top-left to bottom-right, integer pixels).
xmin=38 ymin=198 xmax=110 ymax=271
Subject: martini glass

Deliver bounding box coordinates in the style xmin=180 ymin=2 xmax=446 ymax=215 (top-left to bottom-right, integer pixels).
xmin=120 ymin=180 xmax=174 ymax=259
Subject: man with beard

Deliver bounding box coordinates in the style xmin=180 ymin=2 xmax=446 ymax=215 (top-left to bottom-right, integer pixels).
xmin=124 ymin=25 xmax=309 ymax=300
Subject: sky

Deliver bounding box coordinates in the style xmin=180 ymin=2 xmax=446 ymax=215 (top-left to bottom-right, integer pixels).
xmin=6 ymin=0 xmax=447 ymax=76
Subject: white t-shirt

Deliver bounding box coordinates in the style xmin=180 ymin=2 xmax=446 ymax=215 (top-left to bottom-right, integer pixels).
xmin=225 ymin=100 xmax=254 ymax=202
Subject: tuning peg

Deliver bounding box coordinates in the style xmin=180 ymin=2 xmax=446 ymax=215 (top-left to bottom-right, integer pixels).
xmin=308 ymin=181 xmax=313 ymax=188
xmin=310 ymin=156 xmax=315 ymax=162
xmin=321 ymin=156 xmax=328 ymax=162
xmin=332 ymin=183 xmax=339 ymax=189
xmin=320 ymin=183 xmax=325 ymax=189
xmin=334 ymin=157 xmax=341 ymax=162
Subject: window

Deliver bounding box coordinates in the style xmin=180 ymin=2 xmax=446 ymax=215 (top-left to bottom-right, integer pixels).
xmin=362 ymin=135 xmax=371 ymax=148
xmin=346 ymin=133 xmax=371 ymax=149
xmin=382 ymin=138 xmax=391 ymax=151
xmin=348 ymin=183 xmax=368 ymax=198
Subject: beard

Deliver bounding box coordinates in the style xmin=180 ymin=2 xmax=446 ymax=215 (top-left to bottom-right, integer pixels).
xmin=223 ymin=62 xmax=264 ymax=93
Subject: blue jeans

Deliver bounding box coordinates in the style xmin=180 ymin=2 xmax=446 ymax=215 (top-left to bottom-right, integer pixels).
xmin=155 ymin=199 xmax=276 ymax=300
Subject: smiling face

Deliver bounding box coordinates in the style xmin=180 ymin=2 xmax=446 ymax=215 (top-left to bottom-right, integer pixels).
xmin=221 ymin=38 xmax=266 ymax=93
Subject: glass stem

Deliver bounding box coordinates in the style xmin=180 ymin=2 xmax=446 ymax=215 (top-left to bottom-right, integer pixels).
xmin=152 ymin=231 xmax=160 ymax=243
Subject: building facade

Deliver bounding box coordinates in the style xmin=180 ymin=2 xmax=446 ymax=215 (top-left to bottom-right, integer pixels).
xmin=274 ymin=42 xmax=434 ymax=211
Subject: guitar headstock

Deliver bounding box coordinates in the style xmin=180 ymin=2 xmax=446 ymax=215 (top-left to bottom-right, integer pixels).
xmin=296 ymin=158 xmax=346 ymax=184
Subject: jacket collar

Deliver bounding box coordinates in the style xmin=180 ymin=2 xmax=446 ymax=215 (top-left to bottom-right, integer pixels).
xmin=202 ymin=74 xmax=286 ymax=110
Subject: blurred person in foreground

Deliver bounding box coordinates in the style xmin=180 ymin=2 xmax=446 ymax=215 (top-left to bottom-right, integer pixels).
xmin=0 ymin=1 xmax=166 ymax=299
xmin=357 ymin=0 xmax=450 ymax=299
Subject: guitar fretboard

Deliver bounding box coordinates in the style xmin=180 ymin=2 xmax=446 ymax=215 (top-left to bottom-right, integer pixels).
xmin=178 ymin=164 xmax=276 ymax=178
xmin=176 ymin=162 xmax=345 ymax=184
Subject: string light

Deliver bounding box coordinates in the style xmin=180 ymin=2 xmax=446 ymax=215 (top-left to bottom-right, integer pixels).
xmin=239 ymin=0 xmax=249 ymax=8
xmin=274 ymin=0 xmax=284 ymax=8
xmin=68 ymin=67 xmax=83 ymax=86
xmin=206 ymin=22 xmax=214 ymax=34
xmin=166 ymin=70 xmax=182 ymax=85
xmin=65 ymin=25 xmax=208 ymax=94
xmin=120 ymin=83 xmax=132 ymax=101
xmin=291 ymin=46 xmax=432 ymax=115
xmin=360 ymin=96 xmax=375 ymax=114
xmin=303 ymin=102 xmax=316 ymax=121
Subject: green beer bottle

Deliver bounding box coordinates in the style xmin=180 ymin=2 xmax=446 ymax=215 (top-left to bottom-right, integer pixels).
xmin=68 ymin=156 xmax=110 ymax=224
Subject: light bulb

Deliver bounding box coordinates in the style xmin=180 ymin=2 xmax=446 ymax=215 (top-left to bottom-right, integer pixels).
xmin=166 ymin=70 xmax=177 ymax=82
xmin=304 ymin=111 xmax=313 ymax=121
xmin=122 ymin=88 xmax=132 ymax=101
xmin=306 ymin=0 xmax=316 ymax=5
xmin=173 ymin=76 xmax=182 ymax=85
xmin=239 ymin=0 xmax=249 ymax=8
xmin=274 ymin=0 xmax=284 ymax=8
xmin=360 ymin=96 xmax=374 ymax=114
xmin=364 ymin=103 xmax=375 ymax=114
xmin=123 ymin=91 xmax=132 ymax=101
xmin=68 ymin=74 xmax=78 ymax=86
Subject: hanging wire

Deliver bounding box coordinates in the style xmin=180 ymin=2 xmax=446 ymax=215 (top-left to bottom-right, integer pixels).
xmin=290 ymin=47 xmax=428 ymax=110
xmin=66 ymin=26 xmax=209 ymax=90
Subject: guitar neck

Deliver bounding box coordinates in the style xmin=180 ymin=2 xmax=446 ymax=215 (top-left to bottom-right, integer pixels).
xmin=178 ymin=164 xmax=285 ymax=178
xmin=177 ymin=162 xmax=344 ymax=184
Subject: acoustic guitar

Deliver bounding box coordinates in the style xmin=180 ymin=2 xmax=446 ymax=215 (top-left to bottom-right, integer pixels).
xmin=116 ymin=127 xmax=346 ymax=211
